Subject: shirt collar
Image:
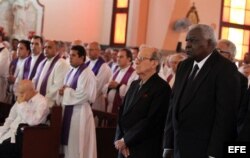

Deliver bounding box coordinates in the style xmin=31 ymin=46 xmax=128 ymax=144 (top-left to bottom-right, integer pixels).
xmin=27 ymin=92 xmax=39 ymax=103
xmin=193 ymin=52 xmax=213 ymax=69
xmin=90 ymin=58 xmax=98 ymax=64
xmin=47 ymin=55 xmax=56 ymax=61
xmin=119 ymin=65 xmax=130 ymax=72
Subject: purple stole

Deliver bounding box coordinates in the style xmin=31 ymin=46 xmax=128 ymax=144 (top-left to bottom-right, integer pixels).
xmin=111 ymin=66 xmax=134 ymax=113
xmin=113 ymin=65 xmax=119 ymax=73
xmin=9 ymin=58 xmax=19 ymax=76
xmin=35 ymin=55 xmax=60 ymax=96
xmin=23 ymin=53 xmax=45 ymax=80
xmin=85 ymin=57 xmax=105 ymax=76
xmin=109 ymin=62 xmax=119 ymax=73
xmin=61 ymin=63 xmax=88 ymax=145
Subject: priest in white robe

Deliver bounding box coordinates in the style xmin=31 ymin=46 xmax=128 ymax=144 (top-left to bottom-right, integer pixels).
xmin=57 ymin=45 xmax=97 ymax=158
xmin=21 ymin=35 xmax=45 ymax=80
xmin=103 ymin=48 xmax=138 ymax=113
xmin=0 ymin=32 xmax=10 ymax=102
xmin=33 ymin=40 xmax=70 ymax=107
xmin=86 ymin=42 xmax=112 ymax=111
xmin=8 ymin=40 xmax=30 ymax=100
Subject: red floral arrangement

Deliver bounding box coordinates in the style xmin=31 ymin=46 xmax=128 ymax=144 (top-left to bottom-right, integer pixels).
xmin=28 ymin=31 xmax=36 ymax=40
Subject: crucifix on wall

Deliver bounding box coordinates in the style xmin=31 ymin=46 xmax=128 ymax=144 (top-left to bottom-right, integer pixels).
xmin=186 ymin=2 xmax=200 ymax=24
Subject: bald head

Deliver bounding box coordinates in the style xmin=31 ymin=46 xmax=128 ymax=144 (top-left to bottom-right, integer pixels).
xmin=44 ymin=40 xmax=58 ymax=59
xmin=18 ymin=80 xmax=35 ymax=93
xmin=17 ymin=80 xmax=37 ymax=101
xmin=104 ymin=48 xmax=112 ymax=62
xmin=88 ymin=42 xmax=101 ymax=50
xmin=71 ymin=40 xmax=84 ymax=46
xmin=86 ymin=42 xmax=101 ymax=60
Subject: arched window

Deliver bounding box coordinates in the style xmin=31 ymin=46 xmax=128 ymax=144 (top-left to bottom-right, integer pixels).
xmin=220 ymin=0 xmax=250 ymax=60
xmin=110 ymin=0 xmax=129 ymax=47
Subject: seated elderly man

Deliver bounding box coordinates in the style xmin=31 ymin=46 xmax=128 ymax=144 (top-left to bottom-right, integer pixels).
xmin=0 ymin=80 xmax=50 ymax=158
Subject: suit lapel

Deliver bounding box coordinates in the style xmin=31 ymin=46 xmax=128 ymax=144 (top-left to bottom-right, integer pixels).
xmin=126 ymin=81 xmax=140 ymax=111
xmin=179 ymin=51 xmax=218 ymax=112
xmin=174 ymin=60 xmax=193 ymax=105
xmin=173 ymin=59 xmax=193 ymax=118
xmin=123 ymin=74 xmax=155 ymax=116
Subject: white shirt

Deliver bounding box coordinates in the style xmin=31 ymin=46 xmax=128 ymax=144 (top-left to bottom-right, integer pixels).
xmin=193 ymin=52 xmax=212 ymax=75
xmin=0 ymin=93 xmax=50 ymax=143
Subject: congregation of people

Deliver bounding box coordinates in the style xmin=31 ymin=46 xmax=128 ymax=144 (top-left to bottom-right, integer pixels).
xmin=0 ymin=23 xmax=250 ymax=158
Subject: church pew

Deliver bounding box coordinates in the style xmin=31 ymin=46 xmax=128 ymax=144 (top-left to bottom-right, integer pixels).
xmin=92 ymin=109 xmax=117 ymax=127
xmin=93 ymin=109 xmax=118 ymax=158
xmin=21 ymin=108 xmax=118 ymax=158
xmin=21 ymin=106 xmax=62 ymax=158
xmin=0 ymin=102 xmax=13 ymax=125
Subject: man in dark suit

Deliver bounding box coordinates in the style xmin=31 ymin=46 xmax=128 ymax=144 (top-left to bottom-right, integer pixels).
xmin=163 ymin=24 xmax=241 ymax=158
xmin=114 ymin=46 xmax=171 ymax=158
xmin=237 ymin=99 xmax=250 ymax=141
xmin=216 ymin=39 xmax=248 ymax=131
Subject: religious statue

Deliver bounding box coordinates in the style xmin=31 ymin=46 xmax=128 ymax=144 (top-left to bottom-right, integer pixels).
xmin=12 ymin=0 xmax=31 ymax=40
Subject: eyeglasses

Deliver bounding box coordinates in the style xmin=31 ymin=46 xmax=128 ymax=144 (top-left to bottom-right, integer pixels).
xmin=135 ymin=56 xmax=153 ymax=62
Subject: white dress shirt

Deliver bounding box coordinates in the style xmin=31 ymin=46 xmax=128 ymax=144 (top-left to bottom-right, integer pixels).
xmin=0 ymin=93 xmax=50 ymax=143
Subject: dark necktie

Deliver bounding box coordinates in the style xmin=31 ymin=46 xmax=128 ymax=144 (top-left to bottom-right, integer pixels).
xmin=188 ymin=64 xmax=199 ymax=81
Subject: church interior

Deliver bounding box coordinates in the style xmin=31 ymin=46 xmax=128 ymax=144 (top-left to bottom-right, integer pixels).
xmin=0 ymin=0 xmax=250 ymax=158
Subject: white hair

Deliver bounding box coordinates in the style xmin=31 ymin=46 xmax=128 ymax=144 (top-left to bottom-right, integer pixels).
xmin=189 ymin=24 xmax=217 ymax=47
xmin=139 ymin=44 xmax=162 ymax=72
xmin=169 ymin=53 xmax=187 ymax=62
xmin=217 ymin=39 xmax=236 ymax=58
